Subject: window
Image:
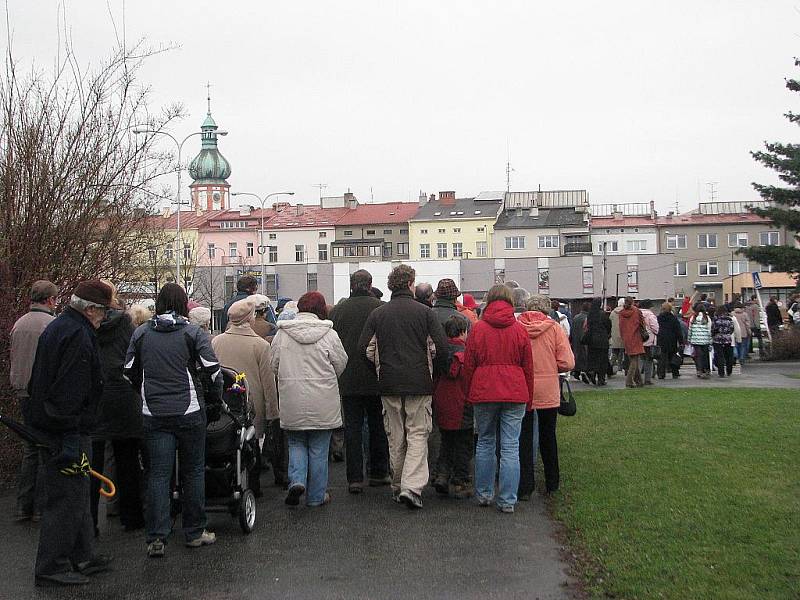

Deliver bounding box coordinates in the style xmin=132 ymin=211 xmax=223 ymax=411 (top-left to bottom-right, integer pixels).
xmin=760 ymin=264 xmax=776 ymax=273
xmin=383 ymin=229 xmax=393 ymax=235
xmin=366 ymin=230 xmax=376 ymax=236
xmin=397 ymin=242 xmax=409 ymax=255
xmin=698 ymin=261 xmax=719 ymax=276
xmin=728 ymin=232 xmax=748 ymax=247
xmin=220 ymin=221 xmax=248 ymax=229
xmin=728 ymin=260 xmax=748 ymax=275
xmin=344 ymin=230 xmax=353 ymax=237
xmin=452 ymin=242 xmax=463 ymax=258
xmin=307 ymin=272 xmax=318 ymax=292
xmin=148 ymin=248 xmax=157 ymax=262
xmin=295 ymin=245 xmax=305 ymax=262
xmin=760 ymin=231 xmax=780 ymax=246
xmin=318 ymin=244 xmax=328 ymax=261
xmin=268 ymin=233 xmax=277 ymax=240
xmin=165 ymin=244 xmax=174 ymax=260
xmin=420 ymin=229 xmax=428 ymax=235
xmin=437 ymin=228 xmax=446 ymax=234
xmin=246 ymin=242 xmax=254 ymax=257
xmin=319 ymin=231 xmax=327 ymax=238
xmin=207 ymin=243 xmax=216 ymax=259
xmin=538 ymin=235 xmax=559 ymax=249
xmin=674 ymin=261 xmax=687 ymax=276
xmin=332 ymin=246 xmax=343 ymax=258
xmin=476 ymin=241 xmax=488 ymax=257
xmin=263 ymin=274 xmax=277 ymax=297
xmin=582 ymin=266 xmax=594 ymax=293
xmin=183 ymin=244 xmax=192 ymax=260
xmin=369 ymin=245 xmax=381 ymax=257
xmin=268 ymin=246 xmax=278 ymax=263
xmin=598 ymin=241 xmax=619 ymax=253
xmin=228 ymin=242 xmax=237 ymax=257
xmin=437 ymin=243 xmax=447 ymax=259
xmin=698 ymin=233 xmax=718 ymax=248
xmin=477 ymin=226 xmax=485 ymax=233
xmin=399 ymin=229 xmax=408 ymax=234
xmin=666 ymin=234 xmax=687 ymax=250
xmin=626 ymin=240 xmax=647 ymax=253
xmin=505 ymin=236 xmax=526 ymax=250
xmin=383 ymin=242 xmax=393 ymax=258
xmin=453 ymin=227 xmax=461 ymax=233
xmin=420 ymin=244 xmax=430 ymax=259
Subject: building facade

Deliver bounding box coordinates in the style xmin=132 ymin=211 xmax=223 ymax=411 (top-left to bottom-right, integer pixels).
xmin=332 ymin=202 xmax=417 ymax=262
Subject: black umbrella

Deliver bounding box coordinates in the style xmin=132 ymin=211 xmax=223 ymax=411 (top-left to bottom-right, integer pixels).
xmin=0 ymin=413 xmax=115 ymax=497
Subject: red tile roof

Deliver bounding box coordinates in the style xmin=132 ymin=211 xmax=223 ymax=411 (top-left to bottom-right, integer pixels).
xmin=335 ymin=202 xmax=419 ymax=225
xmin=265 ymin=206 xmax=350 ymax=229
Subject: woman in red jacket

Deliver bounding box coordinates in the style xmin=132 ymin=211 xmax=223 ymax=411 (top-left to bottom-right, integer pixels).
xmin=517 ymin=295 xmax=575 ymax=496
xmin=464 ymin=285 xmax=534 ymax=513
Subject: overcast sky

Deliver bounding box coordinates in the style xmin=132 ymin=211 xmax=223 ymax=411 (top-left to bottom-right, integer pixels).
xmin=6 ymin=1 xmax=800 ymax=213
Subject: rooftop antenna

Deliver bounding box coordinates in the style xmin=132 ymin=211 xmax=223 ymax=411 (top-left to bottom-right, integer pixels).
xmin=674 ymin=188 xmax=680 ymax=214
xmin=370 ymin=186 xmax=374 ymax=203
xmin=706 ymin=181 xmax=718 ymax=203
xmin=505 ymin=139 xmax=515 ymax=192
xmin=313 ymin=183 xmax=328 ymax=201
xmin=206 ymin=81 xmax=212 ymax=114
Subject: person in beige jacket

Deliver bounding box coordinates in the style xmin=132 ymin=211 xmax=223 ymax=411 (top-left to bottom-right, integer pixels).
xmin=270 ymin=291 xmax=347 ymax=508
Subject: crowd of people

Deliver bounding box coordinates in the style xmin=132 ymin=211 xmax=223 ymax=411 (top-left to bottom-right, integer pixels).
xmin=9 ymin=267 xmax=798 ymax=586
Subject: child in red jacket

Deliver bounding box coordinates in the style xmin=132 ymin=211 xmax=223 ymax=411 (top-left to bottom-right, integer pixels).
xmin=432 ymin=315 xmax=473 ymax=498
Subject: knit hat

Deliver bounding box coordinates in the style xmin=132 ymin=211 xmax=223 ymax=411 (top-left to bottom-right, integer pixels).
xmin=435 ymin=278 xmax=460 ymax=299
xmin=73 ymin=280 xmax=113 ymax=307
xmin=187 ymin=300 xmax=202 ymax=311
xmin=188 ymin=306 xmax=211 ymax=328
xmin=461 ymin=293 xmax=478 ymax=309
xmin=276 ymin=297 xmax=293 ymax=313
xmin=228 ymin=298 xmax=255 ymax=326
xmin=250 ymin=294 xmax=269 ymax=311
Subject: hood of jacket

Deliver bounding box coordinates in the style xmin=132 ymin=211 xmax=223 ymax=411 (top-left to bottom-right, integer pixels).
xmin=482 ymin=300 xmax=517 ymax=328
xmin=99 ymin=309 xmax=127 ymax=333
xmin=276 ymin=312 xmax=333 ymax=344
xmin=150 ymin=312 xmax=189 ymax=332
xmin=517 ymin=310 xmax=557 ymax=339
xmin=734 ymin=307 xmax=745 ymax=316
xmin=619 ymin=307 xmax=639 ymax=322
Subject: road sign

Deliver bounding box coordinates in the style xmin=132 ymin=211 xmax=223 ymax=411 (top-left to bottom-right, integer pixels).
xmin=752 ymin=272 xmax=763 ymax=290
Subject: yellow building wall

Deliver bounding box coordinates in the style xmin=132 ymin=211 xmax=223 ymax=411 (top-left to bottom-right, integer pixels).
xmin=408 ymin=218 xmax=496 ymax=260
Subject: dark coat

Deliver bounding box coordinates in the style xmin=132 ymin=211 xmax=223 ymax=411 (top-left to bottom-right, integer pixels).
xmin=358 ymin=288 xmax=448 ymax=396
xmin=330 ymin=291 xmax=383 ymax=396
xmin=585 ymin=308 xmax=611 ymax=349
xmin=432 ymin=298 xmax=471 ymax=332
xmin=27 ymin=307 xmax=103 ymax=434
xmin=766 ymin=302 xmax=782 ymax=329
xmin=570 ymin=310 xmax=589 ymax=372
xmin=93 ymin=311 xmax=142 ymax=439
xmin=656 ymin=311 xmax=683 ymax=354
xmin=219 ymin=291 xmax=250 ymax=332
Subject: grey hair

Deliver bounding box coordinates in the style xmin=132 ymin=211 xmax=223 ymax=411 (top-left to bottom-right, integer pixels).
xmin=70 ymin=294 xmax=103 ymax=311
xmin=511 ymin=287 xmax=530 ymax=308
xmin=526 ymin=294 xmax=551 ymax=314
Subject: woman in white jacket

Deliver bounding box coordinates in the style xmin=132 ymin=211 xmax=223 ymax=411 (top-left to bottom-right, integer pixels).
xmin=270 ymin=291 xmax=348 ymax=507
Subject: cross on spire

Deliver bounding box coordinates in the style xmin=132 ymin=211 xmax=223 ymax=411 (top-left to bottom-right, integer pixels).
xmin=206 ymin=81 xmax=212 ymax=114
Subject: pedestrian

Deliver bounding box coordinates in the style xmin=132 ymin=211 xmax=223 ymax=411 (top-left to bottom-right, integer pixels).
xmin=656 ymin=302 xmax=683 ymax=379
xmin=688 ymin=304 xmax=712 ymax=378
xmin=569 ymin=302 xmax=589 ymax=383
xmin=27 ymin=280 xmax=114 ymax=586
xmin=358 ymin=264 xmax=449 ymax=509
xmin=745 ymin=295 xmax=762 ymax=355
xmin=127 ymin=304 xmax=152 ymax=328
xmin=609 ymin=298 xmax=626 ymax=374
xmin=249 ymin=294 xmax=278 ymax=342
xmin=10 ymin=280 xmax=58 ymax=523
xmin=271 ymin=292 xmax=347 ymax=507
xmin=457 ymin=293 xmax=479 ymax=324
xmin=414 ymin=282 xmax=434 ymax=307
xmin=211 ymin=298 xmax=278 ymax=497
xmin=89 ymin=281 xmax=144 ymax=534
xmin=766 ymin=296 xmax=783 ymax=334
xmin=517 ymin=295 xmax=575 ymax=496
xmin=277 ymin=300 xmax=298 ymax=321
xmin=618 ymin=297 xmax=645 ymax=388
xmin=188 ymin=306 xmax=212 ymax=333
xmin=711 ymin=305 xmax=735 ymax=377
xmin=328 ymin=269 xmax=390 ymax=494
xmin=431 ymin=315 xmax=473 ymax=498
xmin=124 ymin=283 xmax=222 ymax=558
xmin=788 ymin=294 xmax=800 ymax=327
xmin=432 ymin=278 xmax=471 ymax=331
xmin=733 ymin=302 xmax=751 ymax=367
xmin=584 ymin=298 xmax=611 ymax=386
xmin=639 ymin=299 xmax=660 ymax=385
xmin=513 ymin=288 xmax=531 ymax=317
xmin=463 ymin=284 xmax=533 ymax=513
xmin=219 ymin=275 xmax=258 ymax=332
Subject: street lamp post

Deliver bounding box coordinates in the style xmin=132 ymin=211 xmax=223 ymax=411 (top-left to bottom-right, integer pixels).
xmin=231 ymin=191 xmax=294 ymax=295
xmin=133 ymin=127 xmax=228 ymax=287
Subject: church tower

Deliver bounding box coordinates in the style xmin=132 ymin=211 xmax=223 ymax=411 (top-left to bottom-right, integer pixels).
xmin=188 ymin=90 xmax=231 ymax=211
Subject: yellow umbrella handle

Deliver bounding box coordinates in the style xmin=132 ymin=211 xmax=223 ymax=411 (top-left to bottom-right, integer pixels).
xmin=90 ymin=469 xmax=116 ymax=498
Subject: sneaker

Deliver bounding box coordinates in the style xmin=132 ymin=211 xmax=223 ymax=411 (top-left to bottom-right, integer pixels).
xmin=398 ymin=490 xmax=423 ymax=510
xmin=368 ymin=475 xmax=392 ymax=487
xmin=391 ymin=490 xmax=402 ymax=504
xmin=348 ymin=482 xmax=364 ymax=494
xmin=432 ymin=476 xmax=449 ymax=495
xmin=285 ymin=483 xmax=305 ymax=506
xmin=35 ymin=572 xmax=91 ymax=586
xmin=147 ymin=539 xmax=165 ymax=559
xmin=476 ymin=496 xmax=492 ymax=507
xmin=185 ymin=530 xmax=216 ymax=548
xmin=497 ymin=504 xmax=515 ymax=514
xmin=77 ymin=554 xmax=114 ymax=575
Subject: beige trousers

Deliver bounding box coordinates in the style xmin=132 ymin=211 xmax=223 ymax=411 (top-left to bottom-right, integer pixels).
xmin=381 ymin=395 xmax=433 ymax=496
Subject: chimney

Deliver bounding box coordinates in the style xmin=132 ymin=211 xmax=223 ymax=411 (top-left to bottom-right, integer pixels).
xmin=649 ymin=200 xmax=656 ymax=220
xmin=273 ymin=201 xmax=290 ymax=212
xmin=418 ymin=190 xmax=428 ymax=207
xmin=439 ymin=191 xmax=456 ymax=205
xmin=344 ymin=191 xmax=357 ymax=209
xmin=529 ymin=206 xmax=539 ymax=217
xmin=296 ymin=203 xmax=304 ymax=216
xmin=429 ymin=193 xmax=435 ymax=204
xmin=162 ymin=206 xmax=171 ymax=219
xmin=239 ymin=205 xmax=251 ymax=217
xmin=195 ymin=206 xmax=203 ymax=217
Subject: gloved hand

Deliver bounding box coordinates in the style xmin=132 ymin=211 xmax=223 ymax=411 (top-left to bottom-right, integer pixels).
xmin=55 ymin=433 xmax=81 ymax=471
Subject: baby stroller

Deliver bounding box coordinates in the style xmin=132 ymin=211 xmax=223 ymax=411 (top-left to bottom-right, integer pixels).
xmin=171 ymin=366 xmax=259 ymax=533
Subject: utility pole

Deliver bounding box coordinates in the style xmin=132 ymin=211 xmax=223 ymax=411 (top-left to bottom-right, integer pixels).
xmin=601 ymin=242 xmax=608 ymax=308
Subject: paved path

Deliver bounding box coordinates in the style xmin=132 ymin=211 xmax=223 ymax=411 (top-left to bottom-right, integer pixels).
xmin=1 ymin=460 xmax=575 ymax=600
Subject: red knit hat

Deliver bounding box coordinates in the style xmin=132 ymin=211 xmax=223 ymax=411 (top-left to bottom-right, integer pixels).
xmin=462 ymin=293 xmax=478 ymax=309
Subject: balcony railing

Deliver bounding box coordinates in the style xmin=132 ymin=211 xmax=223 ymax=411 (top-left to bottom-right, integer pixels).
xmin=563 ymin=242 xmax=593 ymax=255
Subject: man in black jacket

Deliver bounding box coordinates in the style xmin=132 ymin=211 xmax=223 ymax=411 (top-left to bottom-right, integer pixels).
xmin=358 ymin=265 xmax=448 ymax=509
xmin=330 ymin=270 xmax=390 ymax=494
xmin=27 ymin=280 xmax=114 ymax=587
xmin=218 ymin=275 xmax=258 ymax=332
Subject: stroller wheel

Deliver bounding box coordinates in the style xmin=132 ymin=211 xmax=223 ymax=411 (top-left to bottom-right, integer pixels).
xmin=238 ymin=489 xmax=256 ymax=534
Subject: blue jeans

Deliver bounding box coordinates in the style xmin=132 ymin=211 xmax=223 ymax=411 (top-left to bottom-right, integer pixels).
xmin=287 ymin=429 xmax=333 ymax=506
xmin=143 ymin=411 xmax=207 ymax=543
xmin=474 ymin=403 xmax=526 ymax=508
xmin=736 ymin=340 xmax=748 ymax=364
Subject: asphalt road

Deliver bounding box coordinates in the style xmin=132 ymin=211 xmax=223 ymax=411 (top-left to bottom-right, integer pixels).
xmin=2 ymin=459 xmax=575 ymax=600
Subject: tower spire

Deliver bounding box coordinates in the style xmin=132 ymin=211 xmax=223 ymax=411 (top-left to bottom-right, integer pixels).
xmin=206 ymin=81 xmax=212 ymax=114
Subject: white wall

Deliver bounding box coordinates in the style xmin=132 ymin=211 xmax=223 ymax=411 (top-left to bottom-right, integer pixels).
xmin=332 ymin=260 xmax=462 ymax=303
xmin=591 ymin=230 xmax=658 ymax=255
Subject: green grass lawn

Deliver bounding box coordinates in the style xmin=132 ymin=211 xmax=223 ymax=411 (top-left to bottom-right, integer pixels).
xmin=551 ymin=387 xmax=799 ymax=600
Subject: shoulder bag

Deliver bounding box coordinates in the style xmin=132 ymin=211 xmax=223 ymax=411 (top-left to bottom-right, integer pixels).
xmin=558 ymin=376 xmax=577 ymax=417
